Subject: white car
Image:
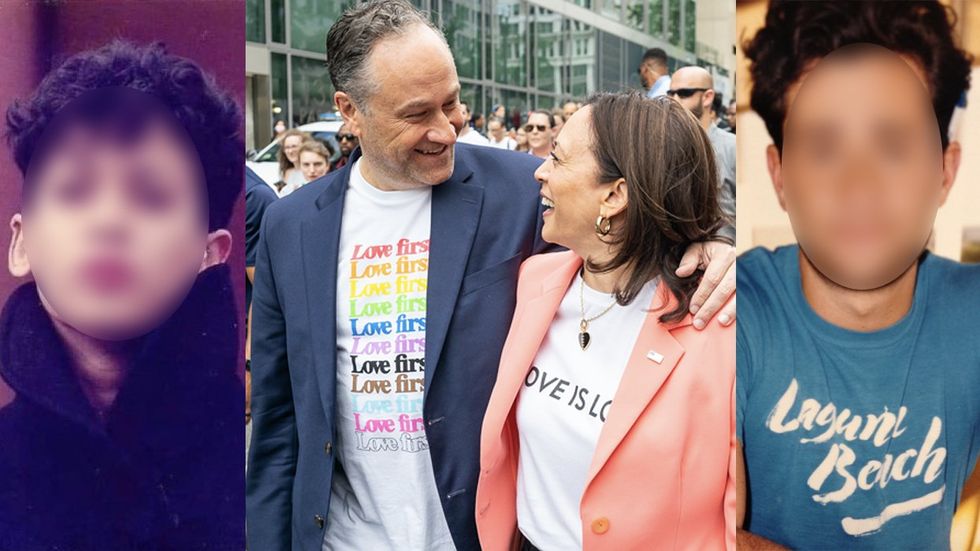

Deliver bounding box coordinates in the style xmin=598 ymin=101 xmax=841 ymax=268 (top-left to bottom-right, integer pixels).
xmin=246 ymin=120 xmax=344 ymax=186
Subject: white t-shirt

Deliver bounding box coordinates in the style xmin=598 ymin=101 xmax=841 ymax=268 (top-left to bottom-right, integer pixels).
xmin=516 ymin=272 xmax=657 ymax=550
xmin=324 ymin=160 xmax=455 ymax=550
xmin=488 ymin=136 xmax=517 ymax=150
xmin=456 ymin=127 xmax=491 ymax=146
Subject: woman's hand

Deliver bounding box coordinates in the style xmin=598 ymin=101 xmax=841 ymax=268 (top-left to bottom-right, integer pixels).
xmin=676 ymin=241 xmax=736 ymax=329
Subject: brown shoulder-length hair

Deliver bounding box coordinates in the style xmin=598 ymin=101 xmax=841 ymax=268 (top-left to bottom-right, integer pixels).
xmin=277 ymin=129 xmax=310 ymax=176
xmin=585 ymin=92 xmax=731 ymax=323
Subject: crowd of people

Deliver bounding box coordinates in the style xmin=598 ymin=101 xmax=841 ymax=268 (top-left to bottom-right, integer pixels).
xmin=257 ymin=49 xmax=736 ymax=202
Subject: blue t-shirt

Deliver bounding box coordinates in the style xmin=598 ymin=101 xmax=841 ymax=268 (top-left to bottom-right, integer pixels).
xmin=737 ymin=245 xmax=980 ymax=550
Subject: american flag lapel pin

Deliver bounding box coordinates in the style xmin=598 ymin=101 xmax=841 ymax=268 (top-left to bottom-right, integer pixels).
xmin=646 ymin=350 xmax=664 ymax=364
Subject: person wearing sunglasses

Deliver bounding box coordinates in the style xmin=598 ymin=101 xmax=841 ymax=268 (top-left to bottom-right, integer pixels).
xmin=525 ymin=110 xmax=555 ymax=160
xmin=670 ymin=66 xmax=735 ymax=229
xmin=331 ymin=121 xmax=359 ymax=171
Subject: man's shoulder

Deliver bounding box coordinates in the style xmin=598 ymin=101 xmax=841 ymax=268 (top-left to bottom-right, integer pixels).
xmin=263 ymin=170 xmax=344 ymax=224
xmin=245 ymin=176 xmax=277 ymax=209
xmin=922 ymin=252 xmax=980 ymax=308
xmin=455 ymin=143 xmax=541 ymax=181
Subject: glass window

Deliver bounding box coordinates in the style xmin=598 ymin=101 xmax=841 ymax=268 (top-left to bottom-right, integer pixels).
xmin=492 ymin=0 xmax=526 ymax=88
xmin=668 ymin=0 xmax=681 ymax=46
xmin=271 ymin=53 xmax=289 ymax=134
xmin=598 ymin=31 xmax=622 ymax=92
xmin=531 ymin=6 xmax=563 ymax=95
xmin=600 ymin=0 xmax=623 ymax=22
xmin=271 ymin=0 xmax=286 ymax=43
xmin=683 ymin=0 xmax=696 ymax=52
xmin=460 ymin=82 xmax=484 ymax=123
xmin=440 ymin=0 xmax=483 ymax=80
xmin=498 ymin=89 xmax=528 ymax=130
xmin=647 ymin=0 xmax=664 ymax=37
xmin=291 ymin=0 xmax=354 ymax=53
xmin=567 ymin=19 xmax=595 ymax=99
xmin=626 ymin=0 xmax=645 ymax=32
xmin=246 ymin=0 xmax=265 ymax=43
xmin=291 ymin=55 xmax=336 ymax=126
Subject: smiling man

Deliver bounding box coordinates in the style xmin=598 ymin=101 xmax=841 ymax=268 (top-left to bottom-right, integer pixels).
xmin=737 ymin=3 xmax=980 ymax=549
xmin=245 ymin=2 xmax=737 ymax=550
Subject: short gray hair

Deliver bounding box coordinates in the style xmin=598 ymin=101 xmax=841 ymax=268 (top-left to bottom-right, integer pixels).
xmin=326 ymin=0 xmax=445 ymax=109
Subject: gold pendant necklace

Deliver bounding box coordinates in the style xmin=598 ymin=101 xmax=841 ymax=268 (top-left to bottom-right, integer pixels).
xmin=579 ymin=271 xmax=619 ymax=350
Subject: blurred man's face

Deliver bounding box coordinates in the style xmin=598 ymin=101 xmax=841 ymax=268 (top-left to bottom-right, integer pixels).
xmin=776 ymin=46 xmax=950 ymax=290
xmin=13 ymin=120 xmax=213 ymax=340
xmin=460 ymin=103 xmax=471 ymax=125
xmin=488 ymin=120 xmax=505 ymax=140
xmin=337 ymin=123 xmax=358 ymax=156
xmin=563 ymin=102 xmax=578 ymax=120
xmin=339 ymin=24 xmax=463 ymax=190
xmin=639 ymin=62 xmax=654 ymax=89
xmin=669 ymin=70 xmax=711 ymax=120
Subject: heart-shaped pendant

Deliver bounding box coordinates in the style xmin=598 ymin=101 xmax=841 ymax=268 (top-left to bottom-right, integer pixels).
xmin=578 ymin=330 xmax=591 ymax=350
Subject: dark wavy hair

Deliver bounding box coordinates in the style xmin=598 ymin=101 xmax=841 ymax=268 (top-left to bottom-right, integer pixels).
xmin=744 ymin=0 xmax=971 ymax=153
xmin=5 ymin=40 xmax=242 ymax=231
xmin=585 ymin=93 xmax=728 ymax=323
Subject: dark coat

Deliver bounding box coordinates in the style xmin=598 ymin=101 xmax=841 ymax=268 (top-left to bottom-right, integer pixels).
xmin=0 ymin=265 xmax=244 ymax=551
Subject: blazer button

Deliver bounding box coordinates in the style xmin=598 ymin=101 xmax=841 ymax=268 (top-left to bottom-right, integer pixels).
xmin=324 ymin=441 xmax=333 ymax=455
xmin=314 ymin=515 xmax=325 ymax=529
xmin=591 ymin=517 xmax=610 ymax=535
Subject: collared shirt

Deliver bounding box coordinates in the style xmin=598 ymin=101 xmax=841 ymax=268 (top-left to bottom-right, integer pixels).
xmin=647 ymin=74 xmax=671 ymax=98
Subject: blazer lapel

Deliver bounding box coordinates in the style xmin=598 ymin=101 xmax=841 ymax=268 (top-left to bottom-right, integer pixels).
xmin=422 ymin=158 xmax=482 ymax=394
xmin=491 ymin=256 xmax=582 ymax=425
xmin=584 ymin=283 xmax=690 ymax=487
xmin=300 ymin=156 xmax=354 ymax=424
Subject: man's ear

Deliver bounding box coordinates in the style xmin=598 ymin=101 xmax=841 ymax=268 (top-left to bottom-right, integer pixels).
xmin=600 ymin=177 xmax=629 ymax=219
xmin=8 ymin=213 xmax=29 ymax=278
xmin=938 ymin=140 xmax=961 ymax=207
xmin=200 ymin=229 xmax=232 ymax=271
xmin=335 ymin=91 xmax=363 ymax=138
xmin=766 ymin=144 xmax=787 ymax=211
xmin=704 ymin=89 xmax=715 ymax=113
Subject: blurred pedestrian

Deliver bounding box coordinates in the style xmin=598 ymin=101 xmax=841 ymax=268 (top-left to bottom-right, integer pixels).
xmin=297 ymin=139 xmax=333 ymax=183
xmin=525 ymin=110 xmax=555 ymax=159
xmin=551 ymin=110 xmax=565 ymax=136
xmin=639 ymin=48 xmax=671 ymax=98
xmin=487 ymin=117 xmax=516 ymax=150
xmin=275 ymin=128 xmax=308 ymax=195
xmin=332 ymin=121 xmax=358 ymax=170
xmin=273 ymin=119 xmax=286 ymax=140
xmin=562 ymin=100 xmax=580 ymax=121
xmin=457 ymin=101 xmax=490 ymax=146
xmin=515 ymin=125 xmax=529 ymax=152
xmin=669 ymin=66 xmax=735 ymax=227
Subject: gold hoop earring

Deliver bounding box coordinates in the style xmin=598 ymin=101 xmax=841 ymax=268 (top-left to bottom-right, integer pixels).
xmin=595 ymin=215 xmax=612 ymax=236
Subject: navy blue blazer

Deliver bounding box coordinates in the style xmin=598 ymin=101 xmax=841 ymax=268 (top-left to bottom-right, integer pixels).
xmin=247 ymin=144 xmax=550 ymax=550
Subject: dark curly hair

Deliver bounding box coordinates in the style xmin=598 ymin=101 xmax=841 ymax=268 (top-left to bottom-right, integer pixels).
xmin=744 ymin=0 xmax=971 ymax=153
xmin=5 ymin=40 xmax=242 ymax=231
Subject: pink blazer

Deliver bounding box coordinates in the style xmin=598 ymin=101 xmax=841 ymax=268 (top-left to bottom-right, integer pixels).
xmin=476 ymin=251 xmax=735 ymax=550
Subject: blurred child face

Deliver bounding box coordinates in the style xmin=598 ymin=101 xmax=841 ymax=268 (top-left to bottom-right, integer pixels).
xmin=776 ymin=46 xmax=951 ymax=290
xmin=11 ymin=119 xmax=214 ymax=341
xmin=299 ymin=150 xmax=329 ymax=182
